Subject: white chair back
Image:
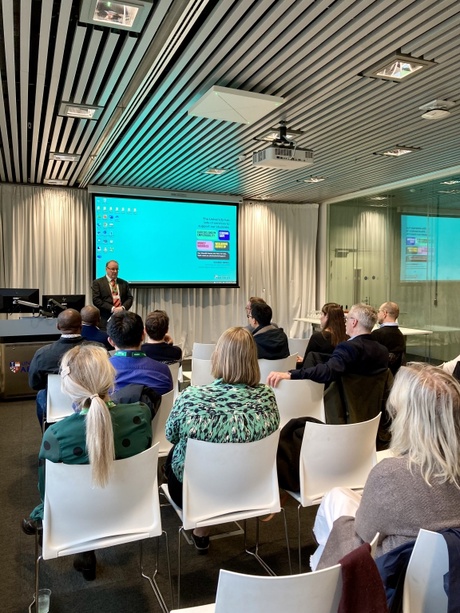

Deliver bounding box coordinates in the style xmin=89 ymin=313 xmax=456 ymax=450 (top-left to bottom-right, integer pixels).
xmin=288 ymin=338 xmax=309 ymax=359
xmin=181 ymin=430 xmax=281 ymax=530
xmin=42 ymin=444 xmax=161 ymax=559
xmin=273 ymin=379 xmax=325 ymax=428
xmin=152 ymin=390 xmax=175 ymax=457
xmin=214 ymin=565 xmax=342 ymax=613
xmin=46 ymin=374 xmax=74 ymax=423
xmin=168 ymin=361 xmax=180 ymax=399
xmin=296 ymin=413 xmax=380 ymax=505
xmin=403 ymin=529 xmax=449 ymax=613
xmin=258 ymin=354 xmax=298 ymax=384
xmin=191 ymin=358 xmax=214 ymax=386
xmin=192 ymin=342 xmax=216 ymax=360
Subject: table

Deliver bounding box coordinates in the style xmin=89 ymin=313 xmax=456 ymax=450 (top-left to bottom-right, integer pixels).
xmin=293 ymin=317 xmax=433 ymax=337
xmin=0 ymin=317 xmax=59 ymax=398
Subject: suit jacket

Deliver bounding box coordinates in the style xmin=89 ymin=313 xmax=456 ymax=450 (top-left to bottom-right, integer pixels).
xmin=91 ymin=276 xmax=133 ymax=328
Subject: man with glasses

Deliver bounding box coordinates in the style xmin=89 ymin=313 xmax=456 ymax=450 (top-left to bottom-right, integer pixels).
xmin=92 ymin=260 xmax=133 ymax=330
xmin=371 ymin=301 xmax=406 ymax=376
xmin=267 ymin=303 xmax=388 ymax=387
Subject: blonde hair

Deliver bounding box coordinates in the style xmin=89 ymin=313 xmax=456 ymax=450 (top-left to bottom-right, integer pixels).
xmin=388 ymin=363 xmax=460 ymax=487
xmin=211 ymin=327 xmax=260 ymax=386
xmin=60 ymin=344 xmax=116 ymax=487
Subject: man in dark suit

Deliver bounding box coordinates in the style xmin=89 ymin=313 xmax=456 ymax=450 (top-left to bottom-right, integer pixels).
xmin=371 ymin=301 xmax=406 ymax=376
xmin=267 ymin=303 xmax=389 ymax=386
xmin=91 ymin=260 xmax=133 ymax=329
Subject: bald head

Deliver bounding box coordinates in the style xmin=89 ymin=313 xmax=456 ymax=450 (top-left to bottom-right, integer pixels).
xmin=81 ymin=305 xmax=101 ymax=326
xmin=57 ymin=309 xmax=82 ymax=334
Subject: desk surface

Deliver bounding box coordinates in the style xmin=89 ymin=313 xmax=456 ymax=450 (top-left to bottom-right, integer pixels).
xmin=0 ymin=317 xmax=59 ymax=343
xmin=294 ymin=317 xmax=433 ymax=337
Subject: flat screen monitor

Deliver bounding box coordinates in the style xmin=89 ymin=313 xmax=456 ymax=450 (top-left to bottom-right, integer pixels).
xmin=92 ymin=193 xmax=239 ymax=287
xmin=42 ymin=294 xmax=86 ymax=317
xmin=0 ymin=288 xmax=40 ymax=313
xmin=400 ymin=214 xmax=460 ymax=281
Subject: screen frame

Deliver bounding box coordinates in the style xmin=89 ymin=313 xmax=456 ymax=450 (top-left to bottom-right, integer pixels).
xmin=0 ymin=288 xmax=40 ymax=313
xmin=90 ymin=187 xmax=241 ymax=288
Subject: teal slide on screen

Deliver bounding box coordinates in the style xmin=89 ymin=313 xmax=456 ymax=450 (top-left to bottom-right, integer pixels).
xmin=93 ymin=196 xmax=239 ymax=286
xmin=401 ymin=214 xmax=460 ymax=281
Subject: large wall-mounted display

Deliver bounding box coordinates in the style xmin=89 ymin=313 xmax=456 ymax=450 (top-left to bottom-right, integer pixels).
xmin=92 ymin=192 xmax=239 ymax=287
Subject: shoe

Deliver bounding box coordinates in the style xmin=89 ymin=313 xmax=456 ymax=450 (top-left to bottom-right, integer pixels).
xmin=73 ymin=550 xmax=97 ymax=581
xmin=21 ymin=518 xmax=42 ymax=536
xmin=191 ymin=531 xmax=209 ymax=554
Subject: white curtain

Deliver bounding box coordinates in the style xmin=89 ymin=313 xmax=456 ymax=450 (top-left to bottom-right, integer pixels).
xmin=0 ymin=186 xmax=318 ymax=354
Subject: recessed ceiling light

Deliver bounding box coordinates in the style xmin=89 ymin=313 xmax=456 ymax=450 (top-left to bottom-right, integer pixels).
xmin=203 ymin=168 xmax=227 ymax=175
xmin=50 ymin=152 xmax=81 ymax=162
xmin=363 ymin=53 xmax=436 ymax=82
xmin=438 ymin=189 xmax=460 ymax=194
xmin=374 ymin=146 xmax=421 ymax=157
xmin=370 ymin=196 xmax=387 ymax=200
xmin=59 ymin=102 xmax=103 ymax=119
xmin=79 ymin=0 xmax=153 ymax=33
xmin=300 ymin=176 xmax=325 ymax=183
xmin=440 ymin=179 xmax=460 ymax=185
xmin=255 ymin=128 xmax=303 ymax=142
xmin=44 ymin=179 xmax=69 ymax=185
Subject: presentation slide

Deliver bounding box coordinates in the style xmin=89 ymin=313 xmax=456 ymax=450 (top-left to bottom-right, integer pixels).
xmin=400 ymin=214 xmax=460 ymax=281
xmin=93 ymin=195 xmax=239 ymax=286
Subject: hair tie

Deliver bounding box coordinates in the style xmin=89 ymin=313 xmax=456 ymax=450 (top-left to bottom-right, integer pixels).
xmin=89 ymin=394 xmax=99 ymax=400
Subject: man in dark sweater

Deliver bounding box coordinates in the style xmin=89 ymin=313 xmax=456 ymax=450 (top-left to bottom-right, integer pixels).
xmin=267 ymin=303 xmax=388 ymax=386
xmin=249 ymin=302 xmax=289 ymax=360
xmin=141 ymin=310 xmax=182 ymax=364
xmin=371 ymin=301 xmax=406 ymax=376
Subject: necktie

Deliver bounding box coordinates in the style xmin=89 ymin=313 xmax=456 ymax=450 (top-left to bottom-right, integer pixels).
xmin=111 ymin=279 xmax=121 ymax=308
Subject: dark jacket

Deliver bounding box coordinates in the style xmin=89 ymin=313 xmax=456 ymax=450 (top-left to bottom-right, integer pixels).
xmin=91 ymin=276 xmax=133 ymax=329
xmin=371 ymin=326 xmax=406 ymax=376
xmin=252 ymin=324 xmax=290 ymax=360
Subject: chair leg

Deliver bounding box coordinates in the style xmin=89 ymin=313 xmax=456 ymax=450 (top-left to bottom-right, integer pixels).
xmin=280 ymin=507 xmax=293 ymax=574
xmin=177 ymin=526 xmax=184 ymax=608
xmin=244 ymin=518 xmax=276 ymax=576
xmin=140 ymin=536 xmax=171 ymax=613
xmin=296 ymin=503 xmax=302 ymax=573
xmin=29 ymin=531 xmax=41 ymax=613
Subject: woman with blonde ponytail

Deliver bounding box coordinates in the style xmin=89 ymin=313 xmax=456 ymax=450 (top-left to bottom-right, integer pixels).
xmin=23 ymin=344 xmax=153 ymax=580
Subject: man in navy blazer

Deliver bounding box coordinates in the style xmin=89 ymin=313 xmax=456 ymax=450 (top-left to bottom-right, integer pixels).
xmin=267 ymin=303 xmax=389 ymax=386
xmin=91 ymin=260 xmax=133 ymax=329
xmin=80 ymin=305 xmax=111 ymax=350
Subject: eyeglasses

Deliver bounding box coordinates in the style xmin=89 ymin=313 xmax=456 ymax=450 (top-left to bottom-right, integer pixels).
xmin=107 ymin=267 xmax=119 ymax=271
xmin=345 ymin=316 xmax=357 ymax=322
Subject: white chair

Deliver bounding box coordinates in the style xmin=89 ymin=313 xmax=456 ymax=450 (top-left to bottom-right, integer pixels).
xmin=161 ymin=430 xmax=283 ymax=606
xmin=192 ymin=342 xmax=216 ymax=360
xmin=258 ymin=354 xmax=298 ymax=384
xmin=152 ymin=389 xmax=175 ymax=457
xmin=33 ymin=444 xmax=171 ymax=613
xmin=171 ymin=564 xmax=342 ymax=613
xmin=191 ymin=358 xmax=214 ymax=386
xmin=403 ymin=529 xmax=449 ymax=613
xmin=168 ymin=361 xmax=181 ymax=400
xmin=273 ymin=379 xmax=325 ymax=428
xmin=45 ymin=374 xmax=74 ymax=425
xmin=285 ymin=413 xmax=381 ymax=571
xmin=288 ymin=338 xmax=310 ymax=360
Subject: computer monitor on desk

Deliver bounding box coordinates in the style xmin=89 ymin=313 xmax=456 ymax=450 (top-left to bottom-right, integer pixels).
xmin=42 ymin=294 xmax=86 ymax=317
xmin=0 ymin=288 xmax=40 ymax=314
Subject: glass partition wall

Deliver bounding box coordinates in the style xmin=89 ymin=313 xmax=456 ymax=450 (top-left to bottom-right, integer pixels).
xmin=327 ymin=174 xmax=460 ymax=363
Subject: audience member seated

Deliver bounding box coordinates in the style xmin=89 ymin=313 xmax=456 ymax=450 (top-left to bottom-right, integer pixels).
xmin=310 ymin=363 xmax=460 ymax=571
xmin=268 ymin=303 xmax=388 ymax=386
xmin=440 ymin=353 xmax=460 ymax=381
xmin=22 ymin=344 xmax=153 ymax=580
xmin=245 ymin=296 xmax=271 ymax=329
xmin=164 ymin=326 xmax=280 ymax=553
xmin=107 ymin=311 xmax=173 ymax=396
xmin=371 ymin=301 xmax=406 ymax=376
xmin=249 ymin=302 xmax=289 ymax=360
xmin=28 ymin=309 xmax=100 ymax=427
xmin=298 ymin=302 xmax=347 ymax=367
xmin=80 ymin=305 xmax=112 ymax=350
xmin=141 ymin=310 xmax=182 ymax=364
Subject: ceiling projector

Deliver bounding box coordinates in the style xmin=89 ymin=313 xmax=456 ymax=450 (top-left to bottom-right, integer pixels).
xmin=252 ymin=145 xmax=314 ymax=169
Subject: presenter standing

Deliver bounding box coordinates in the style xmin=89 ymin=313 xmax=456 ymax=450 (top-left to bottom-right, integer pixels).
xmin=92 ymin=260 xmax=133 ymax=330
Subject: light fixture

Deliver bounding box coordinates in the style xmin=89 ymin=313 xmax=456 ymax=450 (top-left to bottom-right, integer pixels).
xmin=440 ymin=179 xmax=460 ymax=185
xmin=419 ymin=99 xmax=455 ymax=120
xmin=79 ymin=0 xmax=153 ymax=33
xmin=374 ymin=146 xmax=421 ymax=157
xmin=363 ymin=53 xmax=436 ymax=82
xmin=44 ymin=179 xmax=69 ymax=185
xmin=203 ymin=168 xmax=227 ymax=175
xmin=300 ymin=176 xmax=325 ymax=183
xmin=188 ymin=86 xmax=285 ymax=124
xmin=370 ymin=196 xmax=387 ymax=200
xmin=50 ymin=152 xmax=81 ymax=162
xmin=255 ymin=128 xmax=303 ymax=142
xmin=438 ymin=189 xmax=460 ymax=194
xmin=59 ymin=102 xmax=103 ymax=119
